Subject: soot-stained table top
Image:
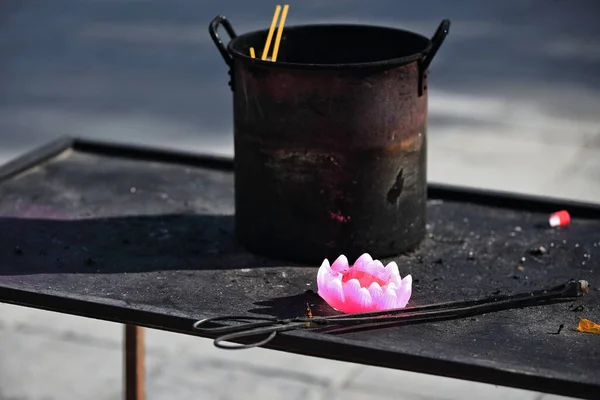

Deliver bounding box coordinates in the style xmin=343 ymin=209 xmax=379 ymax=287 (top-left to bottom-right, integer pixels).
xmin=0 ymin=139 xmax=599 ymax=399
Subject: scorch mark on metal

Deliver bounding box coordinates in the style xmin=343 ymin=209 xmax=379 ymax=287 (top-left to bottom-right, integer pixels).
xmin=386 ymin=168 xmax=405 ymax=204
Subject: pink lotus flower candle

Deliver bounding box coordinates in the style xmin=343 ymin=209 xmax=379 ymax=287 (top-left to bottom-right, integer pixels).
xmin=317 ymin=253 xmax=412 ymax=313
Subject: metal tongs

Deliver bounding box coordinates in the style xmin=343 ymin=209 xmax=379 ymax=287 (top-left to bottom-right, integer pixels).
xmin=193 ymin=279 xmax=589 ymax=350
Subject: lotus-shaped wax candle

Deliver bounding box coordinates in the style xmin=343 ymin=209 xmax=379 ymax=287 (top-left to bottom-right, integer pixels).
xmin=317 ymin=253 xmax=412 ymax=313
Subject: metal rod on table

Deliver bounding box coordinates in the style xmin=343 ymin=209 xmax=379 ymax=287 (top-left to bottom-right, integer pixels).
xmin=124 ymin=325 xmax=145 ymax=400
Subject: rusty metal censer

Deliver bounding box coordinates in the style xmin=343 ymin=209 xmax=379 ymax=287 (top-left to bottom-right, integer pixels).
xmin=209 ymin=15 xmax=451 ymax=263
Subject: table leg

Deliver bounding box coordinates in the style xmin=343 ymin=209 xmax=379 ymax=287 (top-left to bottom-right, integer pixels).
xmin=124 ymin=324 xmax=145 ymax=400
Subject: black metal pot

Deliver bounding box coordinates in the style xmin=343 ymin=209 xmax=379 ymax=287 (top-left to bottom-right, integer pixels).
xmin=209 ymin=15 xmax=450 ymax=263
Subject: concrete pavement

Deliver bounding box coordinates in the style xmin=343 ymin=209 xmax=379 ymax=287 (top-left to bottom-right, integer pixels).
xmin=1 ymin=0 xmax=599 ymax=399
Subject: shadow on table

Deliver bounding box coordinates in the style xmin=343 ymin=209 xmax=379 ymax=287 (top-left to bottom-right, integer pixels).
xmin=248 ymin=290 xmax=337 ymax=319
xmin=0 ymin=214 xmax=305 ymax=275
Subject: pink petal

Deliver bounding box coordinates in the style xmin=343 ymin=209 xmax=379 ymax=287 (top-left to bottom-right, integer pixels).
xmin=331 ymin=254 xmax=350 ymax=273
xmin=397 ymin=287 xmax=411 ymax=308
xmin=354 ymin=287 xmax=374 ymax=312
xmin=396 ymin=275 xmax=413 ymax=308
xmin=368 ymin=282 xmax=384 ymax=305
xmin=318 ymin=276 xmax=345 ymax=311
xmin=364 ymin=260 xmax=387 ymax=281
xmin=341 ymin=278 xmax=361 ymax=301
xmin=375 ymin=287 xmax=398 ymax=310
xmin=317 ymin=259 xmax=339 ymax=289
xmin=341 ymin=278 xmax=374 ymax=313
xmin=316 ymin=259 xmax=329 ymax=288
xmin=352 ymin=253 xmax=373 ymax=271
xmin=385 ymin=261 xmax=402 ymax=286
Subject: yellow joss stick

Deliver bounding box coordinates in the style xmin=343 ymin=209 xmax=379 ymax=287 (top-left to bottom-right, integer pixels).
xmin=271 ymin=4 xmax=289 ymax=62
xmin=249 ymin=47 xmax=256 ymax=58
xmin=261 ymin=5 xmax=281 ymax=60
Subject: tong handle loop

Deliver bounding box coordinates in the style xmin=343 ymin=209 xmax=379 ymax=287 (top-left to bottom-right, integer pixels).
xmin=212 ymin=321 xmax=307 ymax=350
xmin=193 ymin=315 xmax=280 ymax=334
xmin=214 ymin=330 xmax=278 ymax=350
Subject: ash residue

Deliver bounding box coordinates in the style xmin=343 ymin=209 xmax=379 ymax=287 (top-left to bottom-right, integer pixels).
xmin=376 ymin=199 xmax=600 ymax=304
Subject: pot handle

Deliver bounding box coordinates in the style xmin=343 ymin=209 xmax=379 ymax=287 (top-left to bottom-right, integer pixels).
xmin=209 ymin=15 xmax=238 ymax=68
xmin=421 ymin=19 xmax=451 ymax=72
xmin=418 ymin=19 xmax=450 ymax=96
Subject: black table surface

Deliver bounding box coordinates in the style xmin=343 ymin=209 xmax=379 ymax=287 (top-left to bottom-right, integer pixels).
xmin=1 ymin=138 xmax=599 ymax=399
